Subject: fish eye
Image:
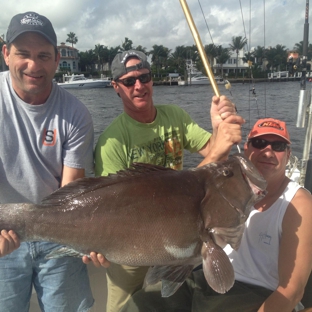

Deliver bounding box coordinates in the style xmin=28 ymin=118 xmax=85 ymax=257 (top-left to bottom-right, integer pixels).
xmin=222 ymin=168 xmax=233 ymax=177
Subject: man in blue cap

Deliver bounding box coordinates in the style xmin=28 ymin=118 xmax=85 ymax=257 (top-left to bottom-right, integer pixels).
xmin=0 ymin=12 xmax=95 ymax=311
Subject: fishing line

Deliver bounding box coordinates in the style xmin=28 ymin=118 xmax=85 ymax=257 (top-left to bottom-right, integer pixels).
xmin=180 ymin=0 xmax=242 ymax=153
xmin=239 ymin=0 xmax=249 ymax=52
xmin=197 ymin=0 xmax=232 ymax=97
xmin=198 ymin=0 xmax=240 ymax=153
xmin=238 ymin=0 xmax=253 ymax=139
xmin=198 ymin=0 xmax=214 ymax=45
xmin=247 ymin=0 xmax=259 ymax=123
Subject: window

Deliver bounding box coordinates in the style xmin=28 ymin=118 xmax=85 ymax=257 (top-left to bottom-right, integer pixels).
xmin=61 ymin=49 xmax=66 ymax=57
xmin=61 ymin=61 xmax=70 ymax=68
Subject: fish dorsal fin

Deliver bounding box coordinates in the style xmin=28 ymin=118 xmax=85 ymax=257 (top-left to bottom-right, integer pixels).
xmin=116 ymin=162 xmax=174 ymax=176
xmin=41 ymin=163 xmax=174 ymax=205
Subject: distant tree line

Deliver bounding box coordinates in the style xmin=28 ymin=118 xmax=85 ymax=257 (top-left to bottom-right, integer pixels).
xmin=1 ymin=32 xmax=311 ymax=78
xmin=75 ymin=32 xmax=312 ymax=78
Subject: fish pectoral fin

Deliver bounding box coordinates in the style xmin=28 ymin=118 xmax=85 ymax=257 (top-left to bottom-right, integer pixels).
xmin=202 ymin=240 xmax=234 ymax=294
xmin=45 ymin=247 xmax=88 ymax=259
xmin=144 ymin=265 xmax=194 ymax=297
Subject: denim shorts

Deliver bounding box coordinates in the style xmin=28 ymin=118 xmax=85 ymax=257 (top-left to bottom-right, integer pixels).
xmin=0 ymin=241 xmax=94 ymax=312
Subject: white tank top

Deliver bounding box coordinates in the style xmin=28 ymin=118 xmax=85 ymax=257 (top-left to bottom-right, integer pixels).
xmin=225 ymin=181 xmax=301 ymax=290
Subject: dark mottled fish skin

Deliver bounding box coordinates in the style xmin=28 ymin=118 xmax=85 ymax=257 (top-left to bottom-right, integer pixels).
xmin=0 ymin=154 xmax=267 ymax=296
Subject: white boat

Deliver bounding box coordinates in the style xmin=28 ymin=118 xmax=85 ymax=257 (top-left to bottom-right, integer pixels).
xmin=178 ymin=73 xmax=225 ymax=86
xmin=57 ymin=74 xmax=111 ymax=89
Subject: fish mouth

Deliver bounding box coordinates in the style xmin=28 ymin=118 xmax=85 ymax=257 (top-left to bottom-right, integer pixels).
xmin=234 ymin=154 xmax=267 ymax=201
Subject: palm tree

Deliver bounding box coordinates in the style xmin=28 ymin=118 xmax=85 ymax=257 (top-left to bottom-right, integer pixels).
xmin=121 ymin=37 xmax=133 ymax=51
xmin=78 ymin=49 xmax=96 ymax=72
xmin=252 ymin=46 xmax=266 ymax=66
xmin=94 ymin=44 xmax=106 ymax=72
xmin=66 ymin=32 xmax=78 ymax=48
xmin=149 ymin=45 xmax=171 ymax=77
xmin=265 ymin=44 xmax=288 ymax=71
xmin=294 ymin=41 xmax=304 ymax=55
xmin=242 ymin=52 xmax=255 ymax=65
xmin=107 ymin=47 xmax=120 ymax=72
xmin=204 ymin=44 xmax=218 ymax=69
xmin=134 ymin=45 xmax=148 ymax=54
xmin=293 ymin=41 xmax=312 ymax=60
xmin=169 ymin=45 xmax=188 ymax=74
xmin=215 ymin=46 xmax=231 ymax=77
xmin=229 ymin=36 xmax=247 ymax=78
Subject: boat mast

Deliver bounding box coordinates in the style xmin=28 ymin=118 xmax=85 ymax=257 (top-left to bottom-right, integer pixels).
xmin=297 ymin=0 xmax=312 ymax=187
xmin=296 ymin=0 xmax=309 ymax=128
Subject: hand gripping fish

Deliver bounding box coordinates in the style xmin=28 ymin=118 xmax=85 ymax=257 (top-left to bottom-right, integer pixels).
xmin=0 ymin=154 xmax=267 ymax=296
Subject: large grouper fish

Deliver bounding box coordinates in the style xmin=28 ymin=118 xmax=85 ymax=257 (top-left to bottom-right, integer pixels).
xmin=0 ymin=154 xmax=267 ymax=296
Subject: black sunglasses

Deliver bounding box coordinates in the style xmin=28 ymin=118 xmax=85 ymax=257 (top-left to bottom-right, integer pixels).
xmin=116 ymin=72 xmax=152 ymax=87
xmin=249 ymin=138 xmax=289 ymax=152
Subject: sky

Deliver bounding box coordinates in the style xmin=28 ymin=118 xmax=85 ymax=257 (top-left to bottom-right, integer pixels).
xmin=0 ymin=0 xmax=309 ymax=53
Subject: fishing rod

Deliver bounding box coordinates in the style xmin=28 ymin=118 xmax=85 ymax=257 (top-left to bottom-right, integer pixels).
xmin=179 ymin=0 xmax=241 ymax=153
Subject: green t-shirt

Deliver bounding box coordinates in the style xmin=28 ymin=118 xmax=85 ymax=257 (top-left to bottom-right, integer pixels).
xmin=94 ymin=104 xmax=211 ymax=176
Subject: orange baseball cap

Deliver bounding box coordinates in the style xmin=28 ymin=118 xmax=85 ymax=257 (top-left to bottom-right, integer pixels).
xmin=247 ymin=118 xmax=291 ymax=144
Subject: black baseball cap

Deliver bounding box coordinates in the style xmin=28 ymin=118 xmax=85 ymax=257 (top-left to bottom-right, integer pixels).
xmin=6 ymin=12 xmax=57 ymax=47
xmin=112 ymin=50 xmax=151 ymax=81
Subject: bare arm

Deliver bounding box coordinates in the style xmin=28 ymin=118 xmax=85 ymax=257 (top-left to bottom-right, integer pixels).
xmin=258 ymin=188 xmax=312 ymax=312
xmin=60 ymin=165 xmax=85 ymax=187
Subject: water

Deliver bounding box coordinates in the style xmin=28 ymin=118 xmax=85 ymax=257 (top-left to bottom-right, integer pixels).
xmin=67 ymin=81 xmax=311 ymax=169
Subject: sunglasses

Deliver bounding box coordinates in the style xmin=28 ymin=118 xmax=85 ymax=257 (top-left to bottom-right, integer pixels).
xmin=249 ymin=138 xmax=289 ymax=152
xmin=116 ymin=72 xmax=152 ymax=87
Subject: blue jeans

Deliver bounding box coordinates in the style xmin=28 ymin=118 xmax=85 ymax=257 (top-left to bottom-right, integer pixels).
xmin=0 ymin=241 xmax=94 ymax=312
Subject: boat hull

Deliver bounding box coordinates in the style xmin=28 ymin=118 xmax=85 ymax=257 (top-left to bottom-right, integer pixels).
xmin=178 ymin=79 xmax=225 ymax=86
xmin=58 ymin=80 xmax=110 ymax=89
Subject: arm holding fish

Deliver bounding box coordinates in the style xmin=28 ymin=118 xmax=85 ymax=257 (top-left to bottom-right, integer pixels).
xmin=0 ymin=230 xmax=20 ymax=257
xmin=258 ymin=189 xmax=312 ymax=312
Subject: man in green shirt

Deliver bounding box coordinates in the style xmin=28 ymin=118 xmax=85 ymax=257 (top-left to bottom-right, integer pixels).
xmin=90 ymin=50 xmax=244 ymax=312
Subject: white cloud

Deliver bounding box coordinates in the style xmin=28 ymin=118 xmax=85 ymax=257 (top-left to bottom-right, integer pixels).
xmin=0 ymin=0 xmax=309 ymax=53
